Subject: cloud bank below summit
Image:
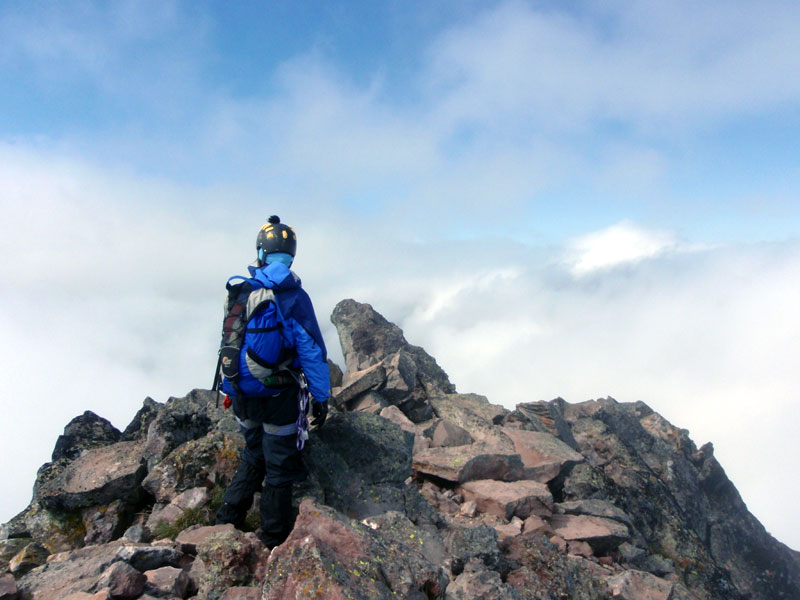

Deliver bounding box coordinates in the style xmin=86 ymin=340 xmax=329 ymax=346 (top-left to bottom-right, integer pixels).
xmin=2 ymin=150 xmax=799 ymax=549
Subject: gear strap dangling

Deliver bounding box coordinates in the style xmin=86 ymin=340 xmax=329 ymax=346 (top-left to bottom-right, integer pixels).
xmin=295 ymin=373 xmax=311 ymax=451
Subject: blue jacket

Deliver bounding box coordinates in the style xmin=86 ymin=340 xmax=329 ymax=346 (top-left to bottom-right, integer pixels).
xmin=221 ymin=262 xmax=330 ymax=404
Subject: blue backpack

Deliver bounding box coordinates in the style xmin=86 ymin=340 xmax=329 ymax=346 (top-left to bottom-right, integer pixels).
xmin=218 ymin=277 xmax=297 ymax=396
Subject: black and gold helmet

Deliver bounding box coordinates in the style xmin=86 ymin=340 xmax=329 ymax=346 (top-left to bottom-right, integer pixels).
xmin=256 ymin=215 xmax=297 ymax=261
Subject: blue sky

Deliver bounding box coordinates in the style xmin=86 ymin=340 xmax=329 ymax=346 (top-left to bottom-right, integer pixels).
xmin=1 ymin=0 xmax=799 ymax=550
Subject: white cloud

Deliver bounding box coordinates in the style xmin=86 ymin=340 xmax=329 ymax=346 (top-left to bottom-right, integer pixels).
xmin=2 ymin=144 xmax=800 ymax=553
xmin=566 ymin=220 xmax=681 ymax=275
xmin=425 ymin=0 xmax=800 ymax=133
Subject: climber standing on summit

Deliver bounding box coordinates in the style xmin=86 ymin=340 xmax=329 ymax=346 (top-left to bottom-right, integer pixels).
xmin=213 ymin=215 xmax=330 ymax=548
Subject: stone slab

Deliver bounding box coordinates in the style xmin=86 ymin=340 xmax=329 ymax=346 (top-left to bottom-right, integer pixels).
xmin=457 ymin=480 xmax=553 ymax=520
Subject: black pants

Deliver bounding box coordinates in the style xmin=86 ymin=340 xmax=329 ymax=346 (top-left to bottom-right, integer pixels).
xmin=216 ymin=391 xmax=305 ymax=544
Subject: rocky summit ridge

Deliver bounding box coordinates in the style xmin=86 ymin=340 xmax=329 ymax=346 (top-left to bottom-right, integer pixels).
xmin=2 ymin=299 xmax=799 ymax=600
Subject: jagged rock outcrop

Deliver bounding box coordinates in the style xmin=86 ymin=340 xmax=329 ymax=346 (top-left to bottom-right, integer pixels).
xmin=331 ymin=299 xmax=455 ymax=422
xmin=2 ymin=299 xmax=799 ymax=600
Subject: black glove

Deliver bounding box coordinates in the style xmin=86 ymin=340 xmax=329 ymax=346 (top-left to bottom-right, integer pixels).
xmin=310 ymin=400 xmax=328 ymax=429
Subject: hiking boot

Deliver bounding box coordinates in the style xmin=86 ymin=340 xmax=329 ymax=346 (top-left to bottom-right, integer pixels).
xmin=215 ymin=502 xmax=247 ymax=529
xmin=255 ymin=527 xmax=291 ymax=550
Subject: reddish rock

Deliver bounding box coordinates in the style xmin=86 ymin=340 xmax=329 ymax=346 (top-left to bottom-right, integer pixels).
xmin=334 ymin=364 xmax=387 ymax=408
xmin=567 ymin=540 xmax=594 ymax=558
xmin=431 ymin=420 xmax=473 ymax=448
xmin=501 ymin=427 xmax=584 ymax=482
xmin=550 ymin=535 xmax=567 ymax=552
xmin=413 ymin=443 xmax=524 ymax=483
xmin=381 ymin=349 xmax=418 ymax=402
xmin=9 ymin=543 xmax=49 ymax=576
xmin=36 ymin=441 xmax=147 ymax=511
xmin=146 ymin=504 xmax=185 ymax=532
xmin=14 ymin=542 xmax=127 ymax=599
xmin=350 ymin=391 xmax=388 ymax=414
xmin=458 ymin=479 xmax=553 ymax=520
xmin=219 ymin=588 xmax=260 ymax=600
xmin=501 ymin=531 xmax=609 ymax=598
xmin=548 ymin=514 xmax=630 ymax=553
xmin=173 ymin=487 xmax=210 ymax=511
xmin=196 ymin=527 xmax=268 ymax=599
xmin=143 ymin=566 xmax=189 ymax=598
xmin=175 ymin=524 xmax=235 ymax=555
xmin=82 ymin=500 xmax=129 ymax=546
xmin=607 ymin=569 xmax=674 ymax=600
xmin=379 ymin=405 xmax=418 ymax=434
xmin=445 ymin=559 xmax=517 ymax=599
xmin=114 ymin=544 xmax=184 ymax=572
xmin=459 ymin=500 xmax=478 ymax=518
xmin=413 ymin=434 xmax=430 ymax=455
xmin=263 ymin=500 xmax=446 ymax=599
xmin=428 ymin=394 xmax=508 ymax=443
xmin=1 ymin=539 xmax=29 ymax=572
xmin=494 ymin=517 xmax=524 ymax=542
xmin=522 ymin=514 xmax=551 ymax=535
xmin=95 ymin=561 xmax=146 ymax=598
xmin=0 ymin=572 xmax=18 ymax=600
xmin=141 ymin=433 xmax=243 ymax=504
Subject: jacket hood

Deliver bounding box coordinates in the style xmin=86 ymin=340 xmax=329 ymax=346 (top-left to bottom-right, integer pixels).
xmin=248 ymin=262 xmax=302 ymax=290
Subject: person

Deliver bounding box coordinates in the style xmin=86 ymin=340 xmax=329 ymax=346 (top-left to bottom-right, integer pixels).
xmin=214 ymin=215 xmax=330 ymax=548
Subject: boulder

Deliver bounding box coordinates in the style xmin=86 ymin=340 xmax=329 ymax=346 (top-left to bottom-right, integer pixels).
xmin=331 ymin=300 xmax=454 ymax=392
xmin=52 ymin=412 xmax=121 ymax=462
xmin=444 ymin=525 xmax=500 ymax=575
xmin=219 ymin=589 xmax=260 ymax=600
xmin=1 ymin=538 xmax=30 ymax=572
xmin=445 ymin=559 xmax=517 ymax=599
xmin=82 ymin=500 xmax=131 ymax=546
xmin=0 ymin=509 xmax=29 ymax=541
xmin=607 ymin=569 xmax=674 ymax=600
xmin=331 ymin=299 xmax=408 ymax=373
xmin=332 ymin=364 xmax=387 ymax=409
xmin=501 ymin=427 xmax=584 ymax=482
xmin=20 ymin=501 xmax=88 ymax=553
xmin=146 ymin=487 xmax=212 ymax=533
xmin=120 ymin=397 xmax=161 ymax=442
xmin=143 ymin=566 xmax=189 ymax=598
xmin=302 ymin=412 xmax=415 ymax=519
xmin=548 ymin=514 xmax=630 ymax=553
xmin=175 ymin=524 xmax=235 ymax=555
xmin=429 ymin=394 xmax=509 ymax=444
xmin=114 ymin=544 xmax=184 ymax=572
xmin=457 ymin=480 xmax=553 ymax=520
xmin=94 ymin=561 xmax=147 ymax=599
xmin=195 ymin=528 xmax=268 ymax=600
xmin=327 ymin=359 xmax=344 ymax=389
xmin=555 ymin=498 xmax=635 ymax=530
xmin=263 ymin=500 xmax=447 ymax=599
xmin=493 ymin=517 xmax=524 ymax=542
xmin=381 ymin=349 xmax=418 ymax=401
xmin=35 ymin=441 xmax=147 ymax=511
xmin=431 ymin=420 xmax=473 ymax=448
xmin=379 ymin=405 xmax=420 ymax=435
xmin=143 ymin=389 xmax=236 ymax=471
xmin=0 ymin=573 xmax=18 ymax=600
xmin=413 ymin=443 xmax=524 ymax=484
xmin=142 ymin=432 xmax=242 ymax=504
xmin=9 ymin=543 xmax=49 ymax=576
xmin=15 ymin=542 xmax=126 ymax=599
xmin=350 ymin=391 xmax=389 ymax=414
xmin=501 ymin=532 xmax=610 ymax=599
xmin=331 ymin=299 xmax=454 ymax=418
xmin=507 ymin=399 xmax=579 ymax=450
